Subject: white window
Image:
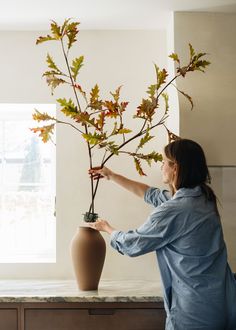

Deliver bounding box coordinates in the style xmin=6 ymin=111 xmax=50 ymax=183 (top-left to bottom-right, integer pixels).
xmin=0 ymin=104 xmax=56 ymax=263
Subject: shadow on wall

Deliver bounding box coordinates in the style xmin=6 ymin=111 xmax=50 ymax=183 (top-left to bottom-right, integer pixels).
xmin=209 ymin=166 xmax=236 ymax=271
xmin=197 ymin=3 xmax=236 ymax=12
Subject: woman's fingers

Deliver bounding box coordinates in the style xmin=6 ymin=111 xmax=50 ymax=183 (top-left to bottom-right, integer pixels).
xmin=86 ymin=218 xmax=114 ymax=234
xmin=89 ymin=172 xmax=103 ymax=180
xmin=89 ymin=166 xmax=108 ymax=180
xmin=88 ymin=166 xmax=112 ymax=180
xmin=87 ymin=219 xmax=103 ymax=231
xmin=88 ymin=168 xmax=103 ymax=179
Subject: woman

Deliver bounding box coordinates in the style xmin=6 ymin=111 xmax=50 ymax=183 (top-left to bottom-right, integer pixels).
xmin=88 ymin=139 xmax=236 ymax=330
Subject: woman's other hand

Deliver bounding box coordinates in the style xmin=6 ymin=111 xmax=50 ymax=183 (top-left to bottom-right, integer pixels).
xmin=86 ymin=218 xmax=115 ymax=234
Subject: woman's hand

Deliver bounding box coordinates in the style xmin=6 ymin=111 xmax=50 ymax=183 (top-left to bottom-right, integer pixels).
xmin=86 ymin=219 xmax=115 ymax=234
xmin=88 ymin=166 xmax=114 ymax=181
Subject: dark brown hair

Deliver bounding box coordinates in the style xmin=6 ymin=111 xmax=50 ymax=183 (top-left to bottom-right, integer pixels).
xmin=164 ymin=139 xmax=219 ymax=214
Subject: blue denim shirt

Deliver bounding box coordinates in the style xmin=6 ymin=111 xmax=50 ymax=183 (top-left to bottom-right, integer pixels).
xmin=110 ymin=186 xmax=236 ymax=329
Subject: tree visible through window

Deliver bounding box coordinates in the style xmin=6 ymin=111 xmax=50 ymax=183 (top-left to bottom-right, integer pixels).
xmin=0 ymin=104 xmax=56 ymax=263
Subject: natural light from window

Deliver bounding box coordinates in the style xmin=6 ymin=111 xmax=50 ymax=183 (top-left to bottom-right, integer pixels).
xmin=0 ymin=104 xmax=56 ymax=263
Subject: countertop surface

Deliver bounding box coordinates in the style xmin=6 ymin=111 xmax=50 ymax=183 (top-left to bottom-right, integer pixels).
xmin=0 ymin=280 xmax=164 ymax=303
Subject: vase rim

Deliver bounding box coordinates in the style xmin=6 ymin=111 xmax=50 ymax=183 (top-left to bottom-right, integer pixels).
xmin=78 ymin=226 xmax=96 ymax=230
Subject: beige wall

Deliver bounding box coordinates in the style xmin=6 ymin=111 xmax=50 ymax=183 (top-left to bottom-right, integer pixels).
xmin=174 ymin=12 xmax=236 ymax=166
xmin=0 ymin=29 xmax=174 ymax=280
xmin=174 ymin=12 xmax=236 ymax=271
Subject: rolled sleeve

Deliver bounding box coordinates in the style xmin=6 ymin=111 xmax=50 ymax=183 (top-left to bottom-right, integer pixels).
xmin=144 ymin=187 xmax=171 ymax=207
xmin=110 ymin=230 xmax=125 ymax=255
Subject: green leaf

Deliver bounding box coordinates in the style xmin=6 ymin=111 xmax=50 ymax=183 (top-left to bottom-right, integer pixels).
xmin=157 ymin=68 xmax=168 ymax=90
xmin=146 ymin=151 xmax=163 ymax=163
xmin=110 ymin=122 xmax=118 ymax=136
xmin=50 ymin=21 xmax=62 ymax=39
xmin=45 ymin=74 xmax=66 ymax=94
xmin=46 ymin=54 xmax=61 ymax=72
xmin=154 ymin=64 xmax=159 ymax=84
xmin=147 ymin=84 xmax=157 ymax=98
xmin=74 ymin=112 xmax=90 ymax=124
xmin=189 ymin=43 xmax=195 ymax=59
xmin=137 ymin=129 xmax=154 ymax=149
xmin=175 ymin=88 xmax=193 ymax=110
xmin=134 ymin=158 xmax=146 ymax=176
xmin=43 ymin=70 xmax=62 ymax=77
xmin=194 ymin=52 xmax=207 ymax=60
xmin=117 ymin=128 xmax=132 ymax=134
xmin=195 ymin=60 xmax=211 ymax=72
xmin=169 ymin=53 xmax=180 ymax=64
xmin=60 ymin=18 xmax=72 ymax=36
xmin=71 ymin=56 xmax=84 ymax=80
xmin=90 ymin=84 xmax=100 ymax=103
xmin=89 ymin=84 xmax=103 ymax=110
xmin=110 ymin=86 xmax=122 ymax=102
xmin=178 ymin=46 xmax=210 ymax=76
xmin=57 ymin=97 xmax=75 ymax=108
xmin=36 ymin=35 xmax=57 ymax=45
xmin=82 ymin=132 xmax=106 ymax=145
xmin=57 ymin=98 xmax=78 ymax=118
xmin=106 ymin=141 xmax=120 ymax=155
xmin=73 ymin=112 xmax=99 ymax=129
xmin=134 ymin=151 xmax=163 ymax=167
xmin=32 ymin=109 xmax=56 ymax=122
xmin=162 ymin=92 xmax=169 ymax=114
xmin=96 ymin=112 xmax=106 ymax=131
xmin=65 ymin=21 xmax=80 ymax=49
xmin=110 ymin=123 xmax=132 ymax=136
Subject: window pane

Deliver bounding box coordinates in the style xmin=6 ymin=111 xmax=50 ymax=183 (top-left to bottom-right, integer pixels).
xmin=0 ymin=104 xmax=56 ymax=263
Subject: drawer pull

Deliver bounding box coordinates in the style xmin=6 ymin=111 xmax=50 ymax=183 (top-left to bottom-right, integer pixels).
xmin=88 ymin=309 xmax=115 ymax=315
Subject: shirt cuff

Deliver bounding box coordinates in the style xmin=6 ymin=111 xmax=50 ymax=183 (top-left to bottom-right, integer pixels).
xmin=110 ymin=230 xmax=124 ymax=254
xmin=110 ymin=230 xmax=120 ymax=243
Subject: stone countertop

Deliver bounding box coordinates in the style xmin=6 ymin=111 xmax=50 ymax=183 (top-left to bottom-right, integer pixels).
xmin=0 ymin=280 xmax=164 ymax=303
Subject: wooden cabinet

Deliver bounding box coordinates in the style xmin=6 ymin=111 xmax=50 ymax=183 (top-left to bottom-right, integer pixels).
xmin=0 ymin=302 xmax=166 ymax=330
xmin=0 ymin=306 xmax=19 ymax=330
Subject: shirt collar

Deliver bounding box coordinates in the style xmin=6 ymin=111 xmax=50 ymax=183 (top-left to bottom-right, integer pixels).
xmin=172 ymin=186 xmax=202 ymax=199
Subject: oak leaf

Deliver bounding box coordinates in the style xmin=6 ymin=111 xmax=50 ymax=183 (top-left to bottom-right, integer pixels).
xmin=46 ymin=54 xmax=61 ymax=72
xmin=162 ymin=93 xmax=169 ymax=114
xmin=50 ymin=21 xmax=62 ymax=40
xmin=57 ymin=98 xmax=78 ymax=118
xmin=32 ymin=110 xmax=56 ymax=122
xmin=169 ymin=53 xmax=180 ymax=64
xmin=30 ymin=124 xmax=55 ymax=143
xmin=66 ymin=21 xmax=80 ymax=49
xmin=82 ymin=132 xmax=106 ymax=145
xmin=71 ymin=56 xmax=84 ymax=80
xmin=134 ymin=158 xmax=146 ymax=176
xmin=137 ymin=129 xmax=154 ymax=149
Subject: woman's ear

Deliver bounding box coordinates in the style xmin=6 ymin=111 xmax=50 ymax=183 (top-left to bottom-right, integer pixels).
xmin=173 ymin=162 xmax=178 ymax=174
xmin=172 ymin=163 xmax=178 ymax=193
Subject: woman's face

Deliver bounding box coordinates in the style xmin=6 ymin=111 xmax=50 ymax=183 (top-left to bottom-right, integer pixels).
xmin=161 ymin=155 xmax=177 ymax=186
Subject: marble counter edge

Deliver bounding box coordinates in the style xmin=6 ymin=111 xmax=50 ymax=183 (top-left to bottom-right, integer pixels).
xmin=0 ymin=280 xmax=164 ymax=303
xmin=0 ymin=296 xmax=163 ymax=303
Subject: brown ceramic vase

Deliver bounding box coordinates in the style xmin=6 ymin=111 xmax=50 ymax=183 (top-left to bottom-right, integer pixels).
xmin=70 ymin=226 xmax=106 ymax=291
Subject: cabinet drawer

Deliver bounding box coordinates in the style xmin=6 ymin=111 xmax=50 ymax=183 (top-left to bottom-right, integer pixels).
xmin=0 ymin=309 xmax=18 ymax=330
xmin=25 ymin=308 xmax=166 ymax=330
